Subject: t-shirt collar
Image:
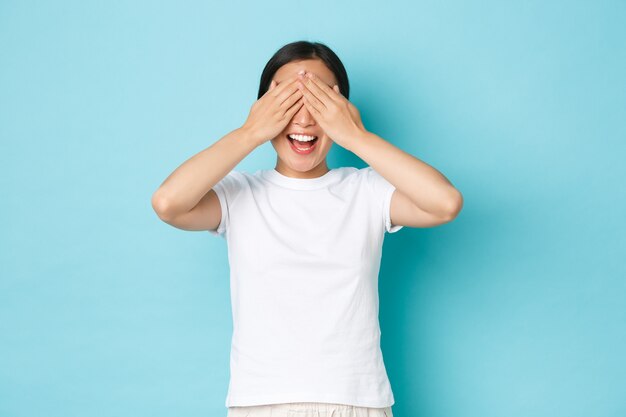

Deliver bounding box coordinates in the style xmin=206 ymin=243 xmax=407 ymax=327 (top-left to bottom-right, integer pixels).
xmin=261 ymin=168 xmax=341 ymax=190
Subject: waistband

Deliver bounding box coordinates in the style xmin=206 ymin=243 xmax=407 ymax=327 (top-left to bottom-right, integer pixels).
xmin=264 ymin=402 xmax=359 ymax=412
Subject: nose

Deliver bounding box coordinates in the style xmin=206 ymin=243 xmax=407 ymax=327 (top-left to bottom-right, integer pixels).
xmin=292 ymin=102 xmax=316 ymax=127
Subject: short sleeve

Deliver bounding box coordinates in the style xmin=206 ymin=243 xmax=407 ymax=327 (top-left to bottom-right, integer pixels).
xmin=207 ymin=170 xmax=244 ymax=237
xmin=363 ymin=166 xmax=404 ymax=234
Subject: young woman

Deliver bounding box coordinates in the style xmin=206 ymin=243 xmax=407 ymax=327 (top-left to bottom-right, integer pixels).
xmin=152 ymin=40 xmax=463 ymax=417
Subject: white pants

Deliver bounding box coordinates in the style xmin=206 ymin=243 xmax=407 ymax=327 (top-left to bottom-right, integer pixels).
xmin=227 ymin=402 xmax=393 ymax=417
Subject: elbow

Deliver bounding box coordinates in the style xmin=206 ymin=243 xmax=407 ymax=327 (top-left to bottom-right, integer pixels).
xmin=441 ymin=190 xmax=464 ymax=221
xmin=151 ymin=190 xmax=175 ymax=222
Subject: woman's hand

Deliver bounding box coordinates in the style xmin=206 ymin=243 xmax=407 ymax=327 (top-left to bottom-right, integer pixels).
xmin=240 ymin=75 xmax=305 ymax=147
xmin=298 ymin=72 xmax=366 ymax=149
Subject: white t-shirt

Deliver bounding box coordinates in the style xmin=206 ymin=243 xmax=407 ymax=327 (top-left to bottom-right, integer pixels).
xmin=209 ymin=166 xmax=403 ymax=408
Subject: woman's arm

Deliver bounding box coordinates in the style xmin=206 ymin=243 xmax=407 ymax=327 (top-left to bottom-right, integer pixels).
xmin=151 ymin=127 xmax=258 ymax=224
xmin=347 ymin=130 xmax=463 ymax=222
xmin=152 ymin=74 xmax=304 ymax=229
xmin=297 ymin=72 xmax=463 ymax=226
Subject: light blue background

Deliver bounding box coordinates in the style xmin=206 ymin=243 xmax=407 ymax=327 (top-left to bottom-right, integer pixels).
xmin=1 ymin=1 xmax=624 ymax=416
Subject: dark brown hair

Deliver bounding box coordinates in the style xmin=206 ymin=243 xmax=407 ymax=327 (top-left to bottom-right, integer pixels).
xmin=257 ymin=40 xmax=350 ymax=100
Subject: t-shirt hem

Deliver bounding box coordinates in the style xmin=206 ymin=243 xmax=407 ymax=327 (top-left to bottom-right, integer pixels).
xmin=225 ymin=393 xmax=394 ymax=408
xmin=207 ymin=182 xmax=228 ymax=237
xmin=383 ymin=182 xmax=403 ymax=234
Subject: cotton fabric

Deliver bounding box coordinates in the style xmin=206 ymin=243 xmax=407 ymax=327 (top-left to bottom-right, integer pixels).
xmin=209 ymin=166 xmax=403 ymax=408
xmin=227 ymin=401 xmax=393 ymax=417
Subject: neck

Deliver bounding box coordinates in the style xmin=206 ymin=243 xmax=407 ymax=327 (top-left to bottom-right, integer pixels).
xmin=274 ymin=159 xmax=330 ymax=179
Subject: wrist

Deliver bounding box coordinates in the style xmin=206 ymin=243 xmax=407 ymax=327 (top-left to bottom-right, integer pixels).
xmin=235 ymin=126 xmax=262 ymax=149
xmin=343 ymin=128 xmax=370 ymax=152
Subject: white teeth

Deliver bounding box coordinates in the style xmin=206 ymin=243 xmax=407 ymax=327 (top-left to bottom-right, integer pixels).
xmin=288 ymin=134 xmax=317 ymax=142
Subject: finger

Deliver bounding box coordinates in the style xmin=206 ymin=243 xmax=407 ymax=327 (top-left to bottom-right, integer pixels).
xmin=300 ymin=83 xmax=325 ymax=113
xmin=269 ymin=75 xmax=301 ymax=98
xmin=285 ymin=96 xmax=305 ymax=118
xmin=302 ymin=76 xmax=333 ymax=107
xmin=268 ymin=80 xmax=277 ymax=91
xmin=274 ymin=76 xmax=304 ymax=105
xmin=302 ymin=94 xmax=322 ymax=118
xmin=305 ymin=73 xmax=340 ymax=103
xmin=279 ymin=87 xmax=303 ymax=110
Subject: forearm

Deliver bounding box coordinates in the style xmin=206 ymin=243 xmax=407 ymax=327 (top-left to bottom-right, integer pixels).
xmin=347 ymin=130 xmax=462 ymax=217
xmin=152 ymin=126 xmax=258 ymax=218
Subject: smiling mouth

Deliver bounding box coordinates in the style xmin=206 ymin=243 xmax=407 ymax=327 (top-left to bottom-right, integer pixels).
xmin=286 ymin=133 xmax=319 ymax=154
xmin=287 ymin=134 xmax=319 ymax=148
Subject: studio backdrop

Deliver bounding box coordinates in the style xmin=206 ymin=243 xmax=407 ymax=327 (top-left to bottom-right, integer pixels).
xmin=1 ymin=1 xmax=624 ymax=417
